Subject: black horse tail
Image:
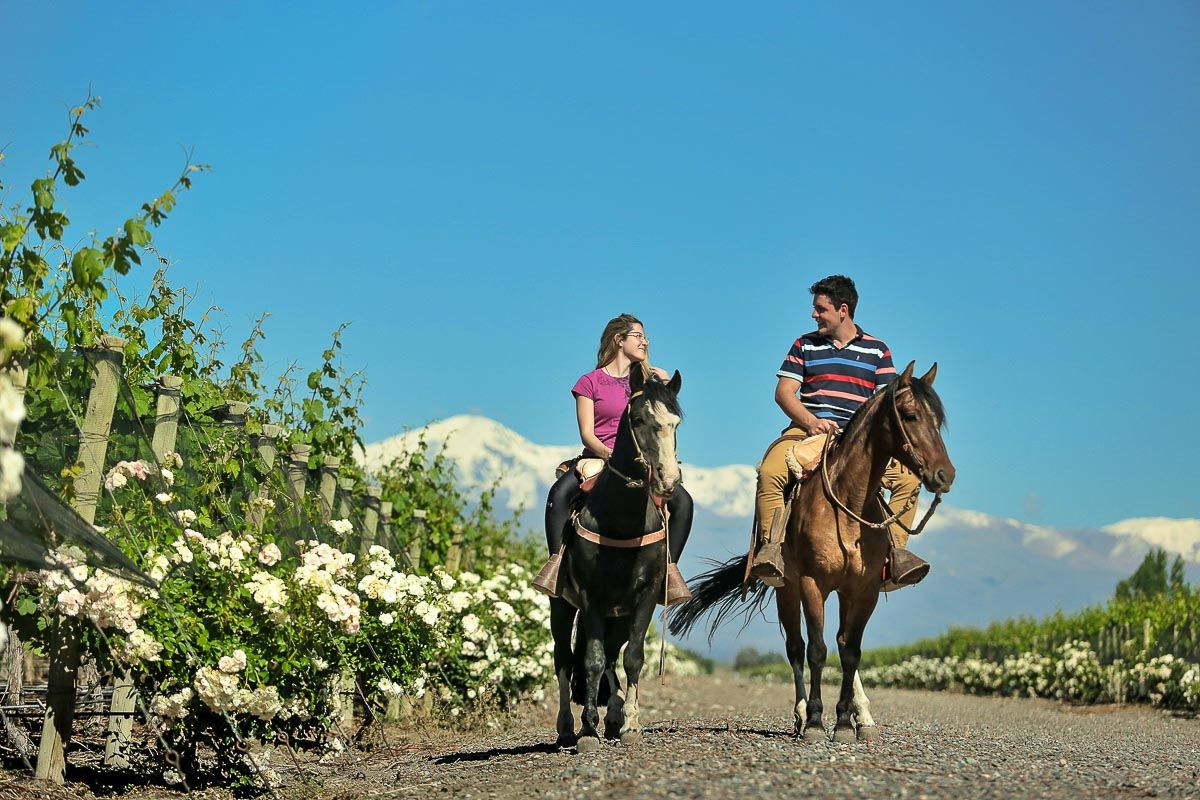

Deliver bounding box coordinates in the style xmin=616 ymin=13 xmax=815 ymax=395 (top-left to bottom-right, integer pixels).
xmin=668 ymin=554 xmax=772 ymax=641
xmin=570 ymin=621 xmax=612 ymax=706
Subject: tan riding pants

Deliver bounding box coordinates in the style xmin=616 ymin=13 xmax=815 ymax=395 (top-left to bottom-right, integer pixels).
xmin=754 ymin=425 xmax=922 ymax=547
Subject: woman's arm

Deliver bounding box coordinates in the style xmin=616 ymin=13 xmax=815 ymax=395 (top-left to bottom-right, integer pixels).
xmin=575 ymin=395 xmax=612 ymax=459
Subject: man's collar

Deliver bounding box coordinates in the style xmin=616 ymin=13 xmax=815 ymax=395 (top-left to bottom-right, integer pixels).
xmin=810 ymin=324 xmax=864 ymax=347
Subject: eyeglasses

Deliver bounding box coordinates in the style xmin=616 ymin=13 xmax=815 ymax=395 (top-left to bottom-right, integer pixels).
xmin=623 ymin=331 xmax=648 ymax=341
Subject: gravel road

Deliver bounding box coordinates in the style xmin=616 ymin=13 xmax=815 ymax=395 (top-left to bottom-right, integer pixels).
xmin=323 ymin=673 xmax=1200 ymax=800
xmin=10 ymin=673 xmax=1195 ymax=799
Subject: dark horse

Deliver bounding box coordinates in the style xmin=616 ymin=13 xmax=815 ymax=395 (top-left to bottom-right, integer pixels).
xmin=670 ymin=362 xmax=954 ymax=743
xmin=551 ymin=366 xmax=683 ymax=753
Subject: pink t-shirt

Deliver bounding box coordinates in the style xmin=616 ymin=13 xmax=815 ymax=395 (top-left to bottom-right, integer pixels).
xmin=572 ymin=368 xmax=631 ymax=457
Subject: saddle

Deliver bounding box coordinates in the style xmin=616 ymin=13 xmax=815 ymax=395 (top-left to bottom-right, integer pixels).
xmin=555 ymin=456 xmax=607 ymax=493
xmin=783 ymin=433 xmax=829 ymax=483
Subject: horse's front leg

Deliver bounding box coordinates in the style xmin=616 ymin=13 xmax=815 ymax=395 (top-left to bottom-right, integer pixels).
xmin=618 ymin=583 xmax=660 ymax=745
xmin=851 ymin=670 xmax=877 ymax=739
xmin=576 ymin=605 xmax=607 ymax=753
xmin=833 ymin=591 xmax=879 ymax=743
xmin=601 ymin=617 xmax=630 ymax=738
xmin=799 ymin=577 xmax=828 ymax=742
xmin=550 ymin=599 xmax=577 ymax=746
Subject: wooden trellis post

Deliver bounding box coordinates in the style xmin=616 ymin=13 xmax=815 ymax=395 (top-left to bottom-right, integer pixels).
xmin=379 ymin=500 xmax=393 ymax=548
xmin=286 ymin=444 xmax=310 ymax=526
xmin=318 ymin=457 xmax=339 ymax=524
xmin=445 ymin=525 xmax=465 ymax=573
xmin=103 ymin=373 xmax=183 ymax=768
xmin=36 ymin=335 xmax=125 ymax=784
xmin=360 ymin=488 xmax=381 ymax=553
xmin=407 ymin=509 xmax=426 ymax=571
xmin=247 ymin=424 xmax=280 ymax=531
xmin=336 ymin=477 xmax=354 ymax=519
xmin=1 ymin=362 xmax=31 ymax=757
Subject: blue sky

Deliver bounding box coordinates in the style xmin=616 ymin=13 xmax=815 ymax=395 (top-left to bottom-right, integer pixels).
xmin=4 ymin=2 xmax=1198 ymax=529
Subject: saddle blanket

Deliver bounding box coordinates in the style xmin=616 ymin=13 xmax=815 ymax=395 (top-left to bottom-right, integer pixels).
xmin=784 ymin=433 xmax=829 ymax=481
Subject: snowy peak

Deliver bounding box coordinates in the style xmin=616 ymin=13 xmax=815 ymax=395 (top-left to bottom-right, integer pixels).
xmin=1103 ymin=517 xmax=1200 ymax=563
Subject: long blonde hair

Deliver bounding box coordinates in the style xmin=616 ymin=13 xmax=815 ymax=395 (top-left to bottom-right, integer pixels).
xmin=596 ymin=313 xmax=653 ymax=381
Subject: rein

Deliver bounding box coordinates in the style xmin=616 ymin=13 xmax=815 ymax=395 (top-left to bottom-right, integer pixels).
xmin=818 ymin=387 xmax=943 ymax=535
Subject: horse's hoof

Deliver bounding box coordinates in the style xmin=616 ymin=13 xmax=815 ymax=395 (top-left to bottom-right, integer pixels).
xmin=556 ymin=731 xmax=577 ymax=748
xmin=620 ymin=729 xmax=643 ymax=746
xmin=802 ymin=726 xmax=826 ymax=743
xmin=576 ymin=736 xmax=602 ymax=754
xmin=832 ymin=726 xmax=856 ymax=744
xmin=856 ymin=725 xmax=878 ymax=743
xmin=603 ymin=726 xmax=622 ymax=741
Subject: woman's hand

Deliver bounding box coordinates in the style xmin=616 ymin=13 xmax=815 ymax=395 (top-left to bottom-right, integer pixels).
xmin=650 ymin=366 xmax=670 ymax=382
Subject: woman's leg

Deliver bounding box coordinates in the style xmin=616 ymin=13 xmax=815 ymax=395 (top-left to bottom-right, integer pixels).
xmin=665 ymin=485 xmax=694 ymax=563
xmin=544 ymin=469 xmax=582 ymax=553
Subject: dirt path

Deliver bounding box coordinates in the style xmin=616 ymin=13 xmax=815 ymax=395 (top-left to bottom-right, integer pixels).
xmin=309 ymin=672 xmax=1199 ymax=799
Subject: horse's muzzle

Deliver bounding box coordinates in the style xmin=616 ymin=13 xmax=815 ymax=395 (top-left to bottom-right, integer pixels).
xmin=922 ymin=464 xmax=956 ymax=494
xmin=651 ymin=475 xmax=681 ymax=501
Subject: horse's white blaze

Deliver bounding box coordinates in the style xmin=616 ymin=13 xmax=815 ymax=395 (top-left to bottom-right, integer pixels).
xmin=851 ymin=671 xmax=875 ymax=728
xmin=621 ymin=683 xmax=640 ymax=734
xmin=649 ymin=401 xmax=682 ymax=488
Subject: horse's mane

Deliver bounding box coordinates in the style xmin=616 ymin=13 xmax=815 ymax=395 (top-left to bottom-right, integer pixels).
xmin=637 ymin=375 xmax=683 ymax=418
xmin=839 ymin=376 xmax=946 ymax=442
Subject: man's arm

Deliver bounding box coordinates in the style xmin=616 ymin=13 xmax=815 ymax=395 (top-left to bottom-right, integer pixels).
xmin=775 ymin=377 xmax=839 ymax=434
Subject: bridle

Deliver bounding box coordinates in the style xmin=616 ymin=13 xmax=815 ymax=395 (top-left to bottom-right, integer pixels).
xmin=604 ymin=388 xmax=671 ymax=509
xmin=818 ymin=384 xmax=943 ymax=535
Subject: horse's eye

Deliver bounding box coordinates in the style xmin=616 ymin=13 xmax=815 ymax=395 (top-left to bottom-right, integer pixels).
xmin=902 ymin=412 xmax=919 ymax=422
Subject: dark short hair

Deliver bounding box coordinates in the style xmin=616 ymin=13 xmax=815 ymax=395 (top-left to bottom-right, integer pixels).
xmin=810 ymin=275 xmax=858 ymax=318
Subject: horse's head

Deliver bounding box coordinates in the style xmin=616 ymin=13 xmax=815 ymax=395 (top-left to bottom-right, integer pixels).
xmin=627 ymin=367 xmax=684 ymax=500
xmin=890 ymin=362 xmax=955 ymax=494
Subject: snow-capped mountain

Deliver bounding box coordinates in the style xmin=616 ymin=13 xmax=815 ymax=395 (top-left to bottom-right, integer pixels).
xmin=362 ymin=415 xmax=757 ymax=518
xmin=362 ymin=415 xmax=1200 ymax=660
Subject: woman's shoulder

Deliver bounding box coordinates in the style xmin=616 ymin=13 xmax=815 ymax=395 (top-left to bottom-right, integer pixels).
xmin=572 ymin=368 xmax=601 ymax=396
xmin=573 ymin=367 xmax=628 ymax=397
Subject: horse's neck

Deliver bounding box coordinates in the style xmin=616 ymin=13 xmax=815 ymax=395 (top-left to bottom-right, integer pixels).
xmin=828 ymin=407 xmax=894 ymax=514
xmin=586 ymin=417 xmax=654 ymax=533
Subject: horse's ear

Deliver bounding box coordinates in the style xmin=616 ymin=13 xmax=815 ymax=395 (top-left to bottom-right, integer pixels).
xmin=629 ymin=365 xmax=646 ymax=393
xmin=667 ymin=370 xmax=681 ymax=395
xmin=898 ymin=360 xmax=916 ymax=385
xmin=919 ymin=362 xmax=938 ymax=386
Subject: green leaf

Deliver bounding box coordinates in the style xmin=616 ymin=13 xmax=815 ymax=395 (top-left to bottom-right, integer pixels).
xmin=70 ymin=247 xmax=104 ymax=286
xmin=16 ymin=597 xmax=37 ymax=616
xmin=1 ymin=223 xmax=23 ymax=254
xmin=6 ymin=296 xmax=34 ymax=324
xmin=123 ymin=218 xmax=151 ymax=247
xmin=306 ymin=370 xmax=322 ymax=390
xmin=32 ymin=178 xmax=54 ymax=210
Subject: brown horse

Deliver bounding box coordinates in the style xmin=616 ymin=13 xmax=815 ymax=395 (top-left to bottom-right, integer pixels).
xmin=670 ymin=361 xmax=954 ymax=743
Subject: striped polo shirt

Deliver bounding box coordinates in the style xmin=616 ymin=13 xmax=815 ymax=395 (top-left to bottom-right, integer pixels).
xmin=776 ymin=326 xmax=897 ymax=428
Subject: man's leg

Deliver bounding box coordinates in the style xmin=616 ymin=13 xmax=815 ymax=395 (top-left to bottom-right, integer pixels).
xmin=880 ymin=460 xmax=929 ymax=588
xmin=880 ymin=460 xmax=920 ymax=548
xmin=749 ymin=429 xmax=806 ymax=587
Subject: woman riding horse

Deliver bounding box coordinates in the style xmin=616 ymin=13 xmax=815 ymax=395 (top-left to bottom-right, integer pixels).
xmin=550 ymin=363 xmax=687 ymax=750
xmin=533 ymin=313 xmax=692 ymax=605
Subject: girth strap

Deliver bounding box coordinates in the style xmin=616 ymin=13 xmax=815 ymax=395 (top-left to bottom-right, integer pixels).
xmin=575 ymin=520 xmax=667 ymax=548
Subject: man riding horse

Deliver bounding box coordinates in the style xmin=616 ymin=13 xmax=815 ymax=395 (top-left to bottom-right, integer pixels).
xmin=749 ymin=274 xmax=929 ymax=589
